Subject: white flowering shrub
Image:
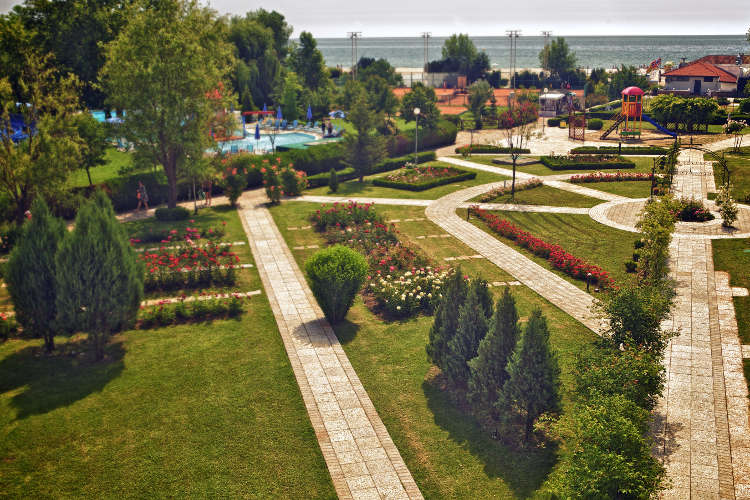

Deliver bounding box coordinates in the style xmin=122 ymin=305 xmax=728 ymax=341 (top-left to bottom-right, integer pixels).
xmin=368 ymin=267 xmax=451 ymax=318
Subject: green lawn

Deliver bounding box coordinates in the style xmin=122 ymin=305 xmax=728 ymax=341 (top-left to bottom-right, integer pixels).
xmin=469 ymin=211 xmax=639 ymax=290
xmin=472 ymin=184 xmax=602 ymax=208
xmin=67 ymin=148 xmax=133 ymax=188
xmin=0 ymin=207 xmax=335 ymax=498
xmin=706 ymin=148 xmax=750 ymax=201
xmin=269 ymin=201 xmax=598 ymax=498
xmin=455 ymin=156 xmax=655 ymax=177
xmin=305 ymin=163 xmax=509 ymax=200
xmin=576 ymin=180 xmax=652 ymax=198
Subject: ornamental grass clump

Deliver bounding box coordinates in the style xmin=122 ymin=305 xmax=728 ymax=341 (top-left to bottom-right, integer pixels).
xmin=305 ymin=245 xmax=368 ymax=324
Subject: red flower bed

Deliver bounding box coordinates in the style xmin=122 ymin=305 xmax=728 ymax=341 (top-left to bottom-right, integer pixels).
xmin=568 ymin=171 xmax=655 ymax=184
xmin=472 ymin=207 xmax=613 ymax=288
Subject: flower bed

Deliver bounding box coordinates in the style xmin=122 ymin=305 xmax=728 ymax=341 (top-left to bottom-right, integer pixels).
xmin=672 ymin=199 xmax=714 ymax=222
xmin=568 ymin=172 xmax=654 ymax=184
xmin=476 ymin=178 xmax=543 ymax=203
xmin=540 ymin=154 xmax=635 ymax=170
xmin=129 ymin=222 xmax=227 ymax=245
xmin=372 ymin=165 xmax=476 ymax=191
xmin=454 ymin=144 xmax=531 ymax=155
xmin=570 ymin=146 xmax=667 ymax=155
xmin=471 ymin=207 xmax=613 ymax=288
xmin=139 ymin=240 xmax=239 ymax=291
xmin=311 ymin=201 xmax=384 ymax=231
xmin=138 ymin=292 xmax=247 ymax=329
xmin=367 ymin=267 xmax=449 ymax=317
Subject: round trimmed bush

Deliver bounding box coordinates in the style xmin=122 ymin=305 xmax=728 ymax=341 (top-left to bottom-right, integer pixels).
xmin=587 ymin=118 xmax=603 ymax=131
xmin=155 ymin=206 xmax=190 ymax=221
xmin=305 ymin=245 xmax=368 ymax=324
xmin=547 ymin=118 xmax=561 ymax=127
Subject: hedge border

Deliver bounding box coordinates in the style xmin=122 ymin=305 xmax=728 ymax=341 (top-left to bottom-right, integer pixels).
xmin=540 ymin=156 xmax=636 ymax=170
xmin=570 ymin=146 xmax=667 ymax=155
xmin=306 ymin=151 xmax=436 ymax=188
xmin=372 ymin=168 xmax=476 ymax=191
xmin=454 ymin=145 xmax=531 ymax=155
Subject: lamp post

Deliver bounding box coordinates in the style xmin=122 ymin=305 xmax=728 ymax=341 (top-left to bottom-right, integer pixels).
xmin=414 ymin=107 xmax=420 ymax=165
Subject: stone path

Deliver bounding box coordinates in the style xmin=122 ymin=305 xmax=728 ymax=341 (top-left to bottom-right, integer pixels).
xmin=236 ymin=189 xmax=422 ymax=500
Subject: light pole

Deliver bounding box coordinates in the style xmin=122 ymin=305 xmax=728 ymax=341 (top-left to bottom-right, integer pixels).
xmin=414 ymin=107 xmax=420 ymax=165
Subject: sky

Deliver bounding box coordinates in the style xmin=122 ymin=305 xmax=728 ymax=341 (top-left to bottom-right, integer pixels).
xmin=0 ymin=0 xmax=748 ymax=38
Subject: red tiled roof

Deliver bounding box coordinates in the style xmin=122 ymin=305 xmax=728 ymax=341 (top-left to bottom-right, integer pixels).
xmin=697 ymin=54 xmax=750 ymax=65
xmin=664 ymin=61 xmax=737 ymax=83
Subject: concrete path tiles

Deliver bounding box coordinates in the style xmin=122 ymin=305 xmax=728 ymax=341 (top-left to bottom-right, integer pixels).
xmin=236 ymin=189 xmax=422 ymax=500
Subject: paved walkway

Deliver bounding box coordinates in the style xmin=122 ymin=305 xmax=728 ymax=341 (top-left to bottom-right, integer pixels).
xmin=236 ymin=189 xmax=422 ymax=500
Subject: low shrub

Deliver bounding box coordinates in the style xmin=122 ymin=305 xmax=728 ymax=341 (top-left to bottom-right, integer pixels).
xmin=0 ymin=312 xmax=17 ymax=340
xmin=138 ymin=292 xmax=248 ymax=329
xmin=305 ymin=245 xmax=368 ymax=324
xmin=454 ymin=144 xmax=531 ymax=155
xmin=634 ymin=239 xmax=645 ymax=249
xmin=632 ymin=251 xmax=640 ymax=262
xmin=372 ymin=165 xmax=476 ymax=191
xmin=472 ymin=207 xmax=613 ymax=288
xmin=547 ymin=118 xmax=561 ymax=127
xmin=671 ymin=198 xmax=714 ymax=222
xmin=586 ymin=118 xmax=603 ymax=131
xmin=624 ymin=260 xmax=637 ymax=273
xmin=540 ymin=154 xmax=635 ymax=170
xmin=476 ymin=178 xmax=543 ymax=203
xmin=155 ymin=206 xmax=190 ymax=221
xmin=328 ymin=168 xmax=339 ymax=193
xmin=568 ymin=171 xmax=654 ymax=183
xmin=570 ymin=146 xmax=667 ymax=155
xmin=280 ymin=164 xmax=308 ymax=197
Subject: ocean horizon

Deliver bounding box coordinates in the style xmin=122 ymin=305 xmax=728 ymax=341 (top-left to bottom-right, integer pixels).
xmin=315 ymin=34 xmax=748 ymax=71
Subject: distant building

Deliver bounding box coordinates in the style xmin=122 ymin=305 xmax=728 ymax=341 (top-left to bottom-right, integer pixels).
xmin=660 ymin=54 xmax=749 ymax=97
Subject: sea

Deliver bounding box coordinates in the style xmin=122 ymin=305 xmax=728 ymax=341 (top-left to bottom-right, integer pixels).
xmin=316 ymin=35 xmax=749 ymax=71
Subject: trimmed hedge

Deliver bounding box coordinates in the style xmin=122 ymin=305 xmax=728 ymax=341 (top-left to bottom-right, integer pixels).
xmin=570 ymin=146 xmax=667 ymax=155
xmin=155 ymin=206 xmax=190 ymax=221
xmin=372 ymin=167 xmax=476 ymax=191
xmin=386 ymin=119 xmax=458 ymax=157
xmin=306 ymin=151 xmax=436 ymax=188
xmin=454 ymin=144 xmax=530 ymax=155
xmin=586 ymin=118 xmax=603 ymax=131
xmin=540 ymin=156 xmax=636 ymax=170
xmin=547 ymin=118 xmax=561 ymax=127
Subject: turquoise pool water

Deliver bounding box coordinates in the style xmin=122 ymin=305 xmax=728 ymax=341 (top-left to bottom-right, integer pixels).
xmin=216 ymin=132 xmax=316 ymax=153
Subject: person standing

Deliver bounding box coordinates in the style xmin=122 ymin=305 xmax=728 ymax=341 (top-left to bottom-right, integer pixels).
xmin=320 ymin=120 xmax=326 ymax=136
xmin=136 ymin=181 xmax=149 ymax=211
xmin=202 ymin=177 xmax=213 ymax=207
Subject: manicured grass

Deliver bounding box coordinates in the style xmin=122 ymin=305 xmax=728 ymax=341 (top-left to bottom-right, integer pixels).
xmin=455 ymin=155 xmax=654 ymax=177
xmin=576 ymin=180 xmax=652 ymax=198
xmin=473 ymin=184 xmax=602 ymax=208
xmin=67 ymin=148 xmax=133 ymax=188
xmin=706 ymin=148 xmax=750 ymax=201
xmin=269 ymin=201 xmax=598 ymax=498
xmin=712 ymin=238 xmax=750 ymax=346
xmin=305 ymin=164 xmax=508 ymax=200
xmin=469 ymin=211 xmax=638 ymax=290
xmin=0 ymin=206 xmax=336 ymax=498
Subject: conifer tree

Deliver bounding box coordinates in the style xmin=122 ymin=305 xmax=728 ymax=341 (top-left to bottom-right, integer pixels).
xmin=468 ymin=288 xmax=521 ymax=415
xmin=426 ymin=268 xmax=467 ymax=368
xmin=472 ymin=276 xmax=494 ymax=320
xmin=498 ymin=308 xmax=561 ymax=441
xmin=6 ymin=198 xmax=65 ymax=352
xmin=444 ymin=281 xmax=490 ymax=386
xmin=56 ymin=191 xmax=143 ymax=360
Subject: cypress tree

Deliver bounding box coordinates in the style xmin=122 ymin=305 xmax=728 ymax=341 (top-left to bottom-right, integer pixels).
xmin=498 ymin=308 xmax=561 ymax=441
xmin=55 ymin=191 xmax=144 ymax=360
xmin=468 ymin=287 xmax=521 ymax=416
xmin=426 ymin=267 xmax=468 ymax=368
xmin=444 ymin=280 xmax=490 ymax=386
xmin=6 ymin=198 xmax=65 ymax=352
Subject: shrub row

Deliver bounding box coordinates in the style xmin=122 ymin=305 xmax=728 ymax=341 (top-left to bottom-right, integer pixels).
xmin=386 ymin=119 xmax=458 ymax=157
xmin=476 ymin=178 xmax=543 ymax=202
xmin=570 ymin=145 xmax=668 ymax=155
xmin=568 ymin=171 xmax=654 ymax=183
xmin=471 ymin=207 xmax=613 ymax=287
xmin=138 ymin=293 xmax=247 ymax=329
xmin=306 ymin=151 xmax=436 ymax=188
xmin=372 ymin=168 xmax=476 ymax=191
xmin=586 ymin=118 xmax=603 ymax=131
xmin=547 ymin=118 xmax=561 ymax=127
xmin=454 ymin=144 xmax=531 ymax=155
xmin=540 ymin=155 xmax=635 ymax=170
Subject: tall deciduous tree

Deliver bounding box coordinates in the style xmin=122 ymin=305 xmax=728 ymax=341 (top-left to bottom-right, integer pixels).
xmin=0 ymin=52 xmax=81 ymax=223
xmin=102 ymin=0 xmax=234 ymax=208
xmin=289 ymin=31 xmax=328 ymax=91
xmin=73 ymin=113 xmax=108 ymax=186
xmin=342 ymin=91 xmax=386 ymax=182
xmin=467 ymin=79 xmax=492 ymax=130
xmin=6 ymin=198 xmax=65 ymax=352
xmin=498 ymin=308 xmax=560 ymax=441
xmin=499 ymin=101 xmax=539 ymax=198
xmin=445 ymin=279 xmax=491 ymax=386
xmin=468 ymin=288 xmax=521 ymax=415
xmin=539 ymin=37 xmax=577 ymax=83
xmin=426 ymin=268 xmax=468 ymax=369
xmin=56 ymin=191 xmax=143 ymax=360
xmin=400 ymin=82 xmax=440 ymax=130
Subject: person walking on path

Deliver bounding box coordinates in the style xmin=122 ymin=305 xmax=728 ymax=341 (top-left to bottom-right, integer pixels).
xmin=320 ymin=120 xmax=326 ymax=136
xmin=201 ymin=177 xmax=213 ymax=208
xmin=136 ymin=181 xmax=149 ymax=211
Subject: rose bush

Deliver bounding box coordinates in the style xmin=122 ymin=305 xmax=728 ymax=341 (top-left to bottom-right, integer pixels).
xmin=569 ymin=172 xmax=655 ymax=184
xmin=367 ymin=267 xmax=449 ymax=317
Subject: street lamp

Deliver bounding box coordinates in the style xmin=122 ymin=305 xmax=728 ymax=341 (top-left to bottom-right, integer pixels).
xmin=414 ymin=107 xmax=421 ymax=165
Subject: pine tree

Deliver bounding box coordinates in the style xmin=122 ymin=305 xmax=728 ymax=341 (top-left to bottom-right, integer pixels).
xmin=5 ymin=198 xmax=65 ymax=352
xmin=468 ymin=288 xmax=521 ymax=416
xmin=426 ymin=268 xmax=468 ymax=369
xmin=444 ymin=281 xmax=490 ymax=386
xmin=472 ymin=276 xmax=494 ymax=320
xmin=55 ymin=191 xmax=144 ymax=360
xmin=498 ymin=308 xmax=561 ymax=441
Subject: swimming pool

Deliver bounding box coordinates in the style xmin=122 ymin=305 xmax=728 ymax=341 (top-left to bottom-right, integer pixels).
xmin=216 ymin=132 xmax=316 ymax=153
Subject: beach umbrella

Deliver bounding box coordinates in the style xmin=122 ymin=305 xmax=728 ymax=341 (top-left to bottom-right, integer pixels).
xmin=263 ymin=103 xmax=267 ymax=112
xmin=255 ymin=122 xmax=260 ymax=151
xmin=306 ymin=105 xmax=312 ymax=121
xmin=276 ymin=106 xmax=282 ymax=120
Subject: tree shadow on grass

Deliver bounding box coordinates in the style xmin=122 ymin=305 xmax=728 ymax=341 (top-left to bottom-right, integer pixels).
xmin=332 ymin=319 xmax=360 ymax=346
xmin=0 ymin=338 xmax=125 ymax=420
xmin=422 ymin=377 xmax=556 ymax=498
